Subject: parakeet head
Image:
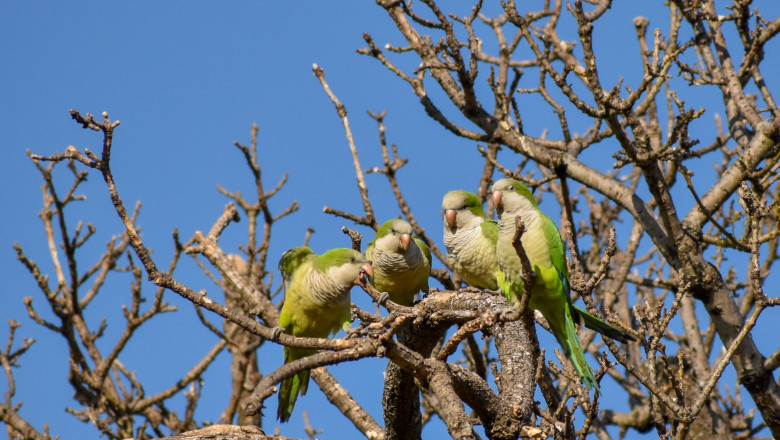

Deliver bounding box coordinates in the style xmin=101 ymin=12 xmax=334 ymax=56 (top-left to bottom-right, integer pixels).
xmin=316 ymin=248 xmax=373 ymax=286
xmin=373 ymin=219 xmax=415 ymax=252
xmin=441 ymin=190 xmax=486 ymax=230
xmin=491 ymin=178 xmax=538 ymax=215
xmin=278 ymin=246 xmax=315 ymax=281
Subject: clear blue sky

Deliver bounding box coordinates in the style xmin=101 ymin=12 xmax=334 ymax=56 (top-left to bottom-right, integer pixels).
xmin=2 ymin=2 xmax=778 ymax=439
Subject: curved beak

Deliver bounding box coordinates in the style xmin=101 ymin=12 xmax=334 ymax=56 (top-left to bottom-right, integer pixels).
xmin=357 ymin=262 xmax=374 ymax=284
xmin=399 ymin=233 xmax=411 ymax=252
xmin=445 ymin=209 xmax=457 ymax=229
xmin=492 ymin=190 xmax=503 ymax=209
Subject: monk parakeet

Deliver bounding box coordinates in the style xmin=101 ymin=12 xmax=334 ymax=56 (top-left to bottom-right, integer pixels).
xmin=442 ymin=190 xmax=633 ymax=345
xmin=442 ymin=190 xmax=503 ymax=290
xmin=365 ymin=219 xmax=431 ymax=306
xmin=276 ymin=247 xmax=373 ymax=422
xmin=492 ymin=178 xmax=633 ymax=393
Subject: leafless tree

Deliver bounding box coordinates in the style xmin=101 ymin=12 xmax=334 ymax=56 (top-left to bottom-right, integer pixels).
xmin=4 ymin=1 xmax=780 ymax=439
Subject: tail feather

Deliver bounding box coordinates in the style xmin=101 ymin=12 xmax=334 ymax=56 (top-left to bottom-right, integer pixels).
xmin=277 ymin=347 xmax=314 ymax=422
xmin=574 ymin=306 xmax=635 ymax=343
xmin=548 ymin=305 xmax=600 ymax=394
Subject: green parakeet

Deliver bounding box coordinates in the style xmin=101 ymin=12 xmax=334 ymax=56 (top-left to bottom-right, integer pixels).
xmin=442 ymin=190 xmax=633 ymax=344
xmin=365 ymin=219 xmax=431 ymax=306
xmin=492 ymin=178 xmax=633 ymax=393
xmin=276 ymin=247 xmax=373 ymax=422
xmin=442 ymin=190 xmax=503 ymax=290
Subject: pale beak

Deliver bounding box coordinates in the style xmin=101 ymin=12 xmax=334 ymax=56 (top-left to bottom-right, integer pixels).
xmin=399 ymin=233 xmax=411 ymax=252
xmin=492 ymin=191 xmax=503 ymax=209
xmin=357 ymin=262 xmax=374 ymax=284
xmin=445 ymin=209 xmax=457 ymax=228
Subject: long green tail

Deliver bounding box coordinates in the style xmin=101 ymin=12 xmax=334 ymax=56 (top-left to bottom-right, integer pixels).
xmin=277 ymin=346 xmax=314 ymax=422
xmin=547 ymin=304 xmax=600 ymax=394
xmin=573 ymin=306 xmax=635 ymax=343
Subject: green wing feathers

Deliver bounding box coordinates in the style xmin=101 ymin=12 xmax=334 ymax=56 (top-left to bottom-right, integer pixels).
xmin=277 ymin=346 xmax=315 ymax=423
xmin=547 ymin=303 xmax=600 ymax=394
xmin=480 ymin=219 xmax=499 ymax=244
xmin=414 ymin=236 xmax=432 ymax=267
xmin=413 ymin=236 xmax=432 ymax=293
xmin=543 ymin=215 xmax=569 ymax=280
xmin=574 ymin=306 xmax=635 ymax=343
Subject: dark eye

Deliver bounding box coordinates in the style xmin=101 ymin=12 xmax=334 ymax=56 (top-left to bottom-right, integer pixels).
xmin=350 ymin=257 xmax=356 ymax=263
xmin=391 ymin=228 xmax=396 ymax=234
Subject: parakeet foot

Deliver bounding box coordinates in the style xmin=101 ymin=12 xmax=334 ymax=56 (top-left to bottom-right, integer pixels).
xmin=271 ymin=326 xmax=284 ymax=341
xmin=377 ymin=291 xmax=390 ymax=306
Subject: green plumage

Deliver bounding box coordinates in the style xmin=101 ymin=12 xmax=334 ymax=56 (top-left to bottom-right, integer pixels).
xmin=575 ymin=305 xmax=634 ymax=344
xmin=442 ymin=190 xmax=503 ymax=290
xmin=492 ymin=178 xmax=633 ymax=394
xmin=279 ymin=246 xmax=316 ymax=288
xmin=276 ymin=247 xmax=371 ymax=422
xmin=365 ymin=219 xmax=431 ymax=306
